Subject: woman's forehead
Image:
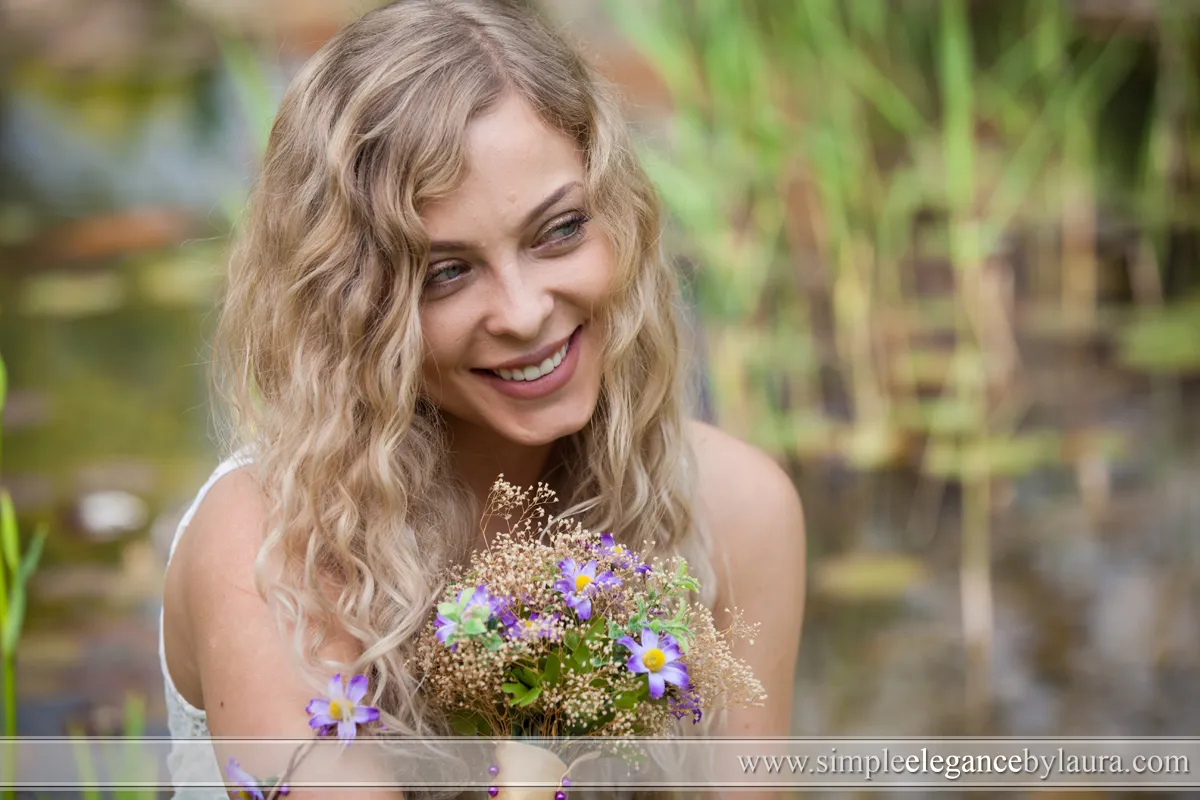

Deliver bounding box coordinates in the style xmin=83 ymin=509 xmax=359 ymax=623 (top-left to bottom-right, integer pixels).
xmin=420 ymin=95 xmax=586 ymax=242
xmin=424 ymin=97 xmax=583 ymax=205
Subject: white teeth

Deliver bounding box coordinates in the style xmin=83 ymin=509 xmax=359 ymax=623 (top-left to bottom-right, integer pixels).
xmin=491 ymin=339 xmax=571 ymax=382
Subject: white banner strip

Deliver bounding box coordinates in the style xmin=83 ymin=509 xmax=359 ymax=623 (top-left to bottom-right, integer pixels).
xmin=0 ymin=737 xmax=1194 ymax=789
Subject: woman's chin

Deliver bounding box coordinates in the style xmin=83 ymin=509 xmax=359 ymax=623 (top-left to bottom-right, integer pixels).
xmin=491 ymin=405 xmax=596 ymax=448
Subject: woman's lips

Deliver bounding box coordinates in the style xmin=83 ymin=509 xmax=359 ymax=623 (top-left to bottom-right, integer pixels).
xmin=474 ymin=326 xmax=583 ymax=400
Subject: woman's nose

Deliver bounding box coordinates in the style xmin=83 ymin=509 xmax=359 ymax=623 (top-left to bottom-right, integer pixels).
xmin=484 ymin=262 xmax=554 ymax=341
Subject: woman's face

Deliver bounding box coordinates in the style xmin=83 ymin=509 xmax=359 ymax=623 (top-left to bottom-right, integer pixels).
xmin=418 ymin=94 xmax=613 ymax=448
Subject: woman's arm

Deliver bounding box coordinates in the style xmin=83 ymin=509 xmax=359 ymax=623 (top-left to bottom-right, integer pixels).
xmin=174 ymin=468 xmax=405 ymax=799
xmin=691 ymin=421 xmax=806 ymax=796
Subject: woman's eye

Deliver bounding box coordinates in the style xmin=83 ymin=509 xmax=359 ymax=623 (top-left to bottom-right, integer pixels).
xmin=426 ymin=262 xmax=467 ymax=286
xmin=539 ymin=214 xmax=588 ymax=247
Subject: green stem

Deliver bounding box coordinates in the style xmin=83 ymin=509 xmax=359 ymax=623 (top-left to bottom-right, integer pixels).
xmin=2 ymin=653 xmax=13 ymax=800
xmin=3 ymin=654 xmax=13 ymax=737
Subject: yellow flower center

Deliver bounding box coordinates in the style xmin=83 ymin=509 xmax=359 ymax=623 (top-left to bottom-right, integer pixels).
xmin=614 ymin=545 xmax=625 ymax=555
xmin=329 ymin=700 xmax=346 ymax=720
xmin=642 ymin=648 xmax=666 ymax=672
xmin=574 ymin=574 xmax=593 ymax=592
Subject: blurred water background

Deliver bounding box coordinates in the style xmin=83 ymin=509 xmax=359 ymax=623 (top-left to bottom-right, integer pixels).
xmin=1 ymin=0 xmax=1199 ymax=796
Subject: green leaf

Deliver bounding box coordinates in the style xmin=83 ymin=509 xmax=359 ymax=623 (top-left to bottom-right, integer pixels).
xmin=513 ymin=685 xmax=542 ymax=708
xmin=449 ymin=710 xmax=488 ymax=736
xmin=583 ymin=616 xmax=606 ymax=643
xmin=567 ymin=645 xmax=592 ymax=674
xmin=16 ymin=523 xmax=42 ymax=586
xmin=0 ymin=491 xmax=17 ymax=578
xmin=501 ymin=683 xmax=527 ymax=696
xmin=613 ymin=690 xmax=640 ymax=710
xmin=542 ymin=653 xmax=561 ymax=687
xmin=564 ymin=631 xmax=581 ymax=651
xmin=514 ymin=667 xmax=540 ymax=688
xmin=449 ymin=714 xmax=479 ymax=736
xmin=436 ymin=602 xmax=459 ymax=617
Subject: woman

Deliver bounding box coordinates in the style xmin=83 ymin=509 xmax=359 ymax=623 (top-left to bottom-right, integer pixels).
xmin=158 ymin=0 xmax=805 ymax=797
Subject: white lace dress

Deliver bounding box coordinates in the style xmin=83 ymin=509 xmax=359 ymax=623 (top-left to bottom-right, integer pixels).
xmin=158 ymin=451 xmax=255 ymax=799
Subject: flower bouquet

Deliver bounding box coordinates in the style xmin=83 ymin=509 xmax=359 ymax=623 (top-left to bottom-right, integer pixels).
xmin=413 ymin=478 xmax=766 ymax=798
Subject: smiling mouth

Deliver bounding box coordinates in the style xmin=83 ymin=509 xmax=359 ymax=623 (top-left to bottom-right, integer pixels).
xmin=488 ymin=339 xmax=571 ymax=382
xmin=473 ymin=326 xmax=580 ymax=383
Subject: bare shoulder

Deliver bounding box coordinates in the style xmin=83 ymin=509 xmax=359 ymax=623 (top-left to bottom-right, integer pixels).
xmin=684 ymin=420 xmax=806 ymax=735
xmin=685 ymin=419 xmax=806 ymax=549
xmin=161 ymin=466 xmax=273 ymax=707
xmin=165 ymin=465 xmax=360 ymax=735
xmin=173 ymin=466 xmax=268 ymax=573
xmin=168 ymin=466 xmax=275 ymax=623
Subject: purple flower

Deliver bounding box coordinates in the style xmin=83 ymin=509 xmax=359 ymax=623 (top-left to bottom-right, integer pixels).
xmin=668 ymin=686 xmax=704 ymax=724
xmin=434 ymin=611 xmax=458 ymax=647
xmin=306 ymin=673 xmax=381 ymax=743
xmin=554 ymin=558 xmax=621 ymax=620
xmin=225 ymin=758 xmax=264 ymax=800
xmin=225 ymin=758 xmax=288 ymax=799
xmin=597 ymin=533 xmax=652 ymax=574
xmin=616 ymin=628 xmax=689 ymax=699
xmin=501 ymin=610 xmax=562 ymax=641
xmin=436 ymin=585 xmax=506 ymax=649
xmin=474 ymin=585 xmax=509 ymax=617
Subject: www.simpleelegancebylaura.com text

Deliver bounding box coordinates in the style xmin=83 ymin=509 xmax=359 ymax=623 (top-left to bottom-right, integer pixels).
xmin=736 ymin=747 xmax=1189 ymax=781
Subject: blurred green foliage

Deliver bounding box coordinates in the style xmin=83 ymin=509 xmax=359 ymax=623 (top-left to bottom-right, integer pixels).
xmin=609 ymin=0 xmax=1198 ymax=473
xmin=607 ymin=0 xmax=1199 ymax=724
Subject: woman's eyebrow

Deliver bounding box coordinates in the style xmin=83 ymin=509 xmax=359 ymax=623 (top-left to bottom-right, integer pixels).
xmin=518 ymin=180 xmax=583 ymax=230
xmin=427 ymin=180 xmax=583 ymax=255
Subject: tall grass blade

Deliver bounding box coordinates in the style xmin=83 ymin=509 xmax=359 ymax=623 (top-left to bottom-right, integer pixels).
xmin=986 ymin=35 xmax=1138 ymax=240
xmin=940 ymin=0 xmax=975 ymax=223
xmin=116 ymin=693 xmax=152 ymax=800
xmin=18 ymin=523 xmax=46 ymax=585
xmin=0 ymin=492 xmax=18 ymax=578
xmin=68 ymin=727 xmax=103 ymax=800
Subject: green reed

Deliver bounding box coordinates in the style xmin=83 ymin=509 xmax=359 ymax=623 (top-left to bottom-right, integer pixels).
xmin=607 ymin=0 xmax=1195 ymax=728
xmin=0 ymin=353 xmax=49 ymax=795
xmin=61 ymin=692 xmax=155 ymax=800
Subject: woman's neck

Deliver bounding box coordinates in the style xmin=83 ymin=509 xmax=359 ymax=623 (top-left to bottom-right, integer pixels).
xmin=445 ymin=421 xmax=560 ymax=514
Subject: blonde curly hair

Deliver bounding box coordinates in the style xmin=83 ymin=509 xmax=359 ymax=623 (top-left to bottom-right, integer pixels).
xmin=212 ymin=0 xmax=715 ymax=738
